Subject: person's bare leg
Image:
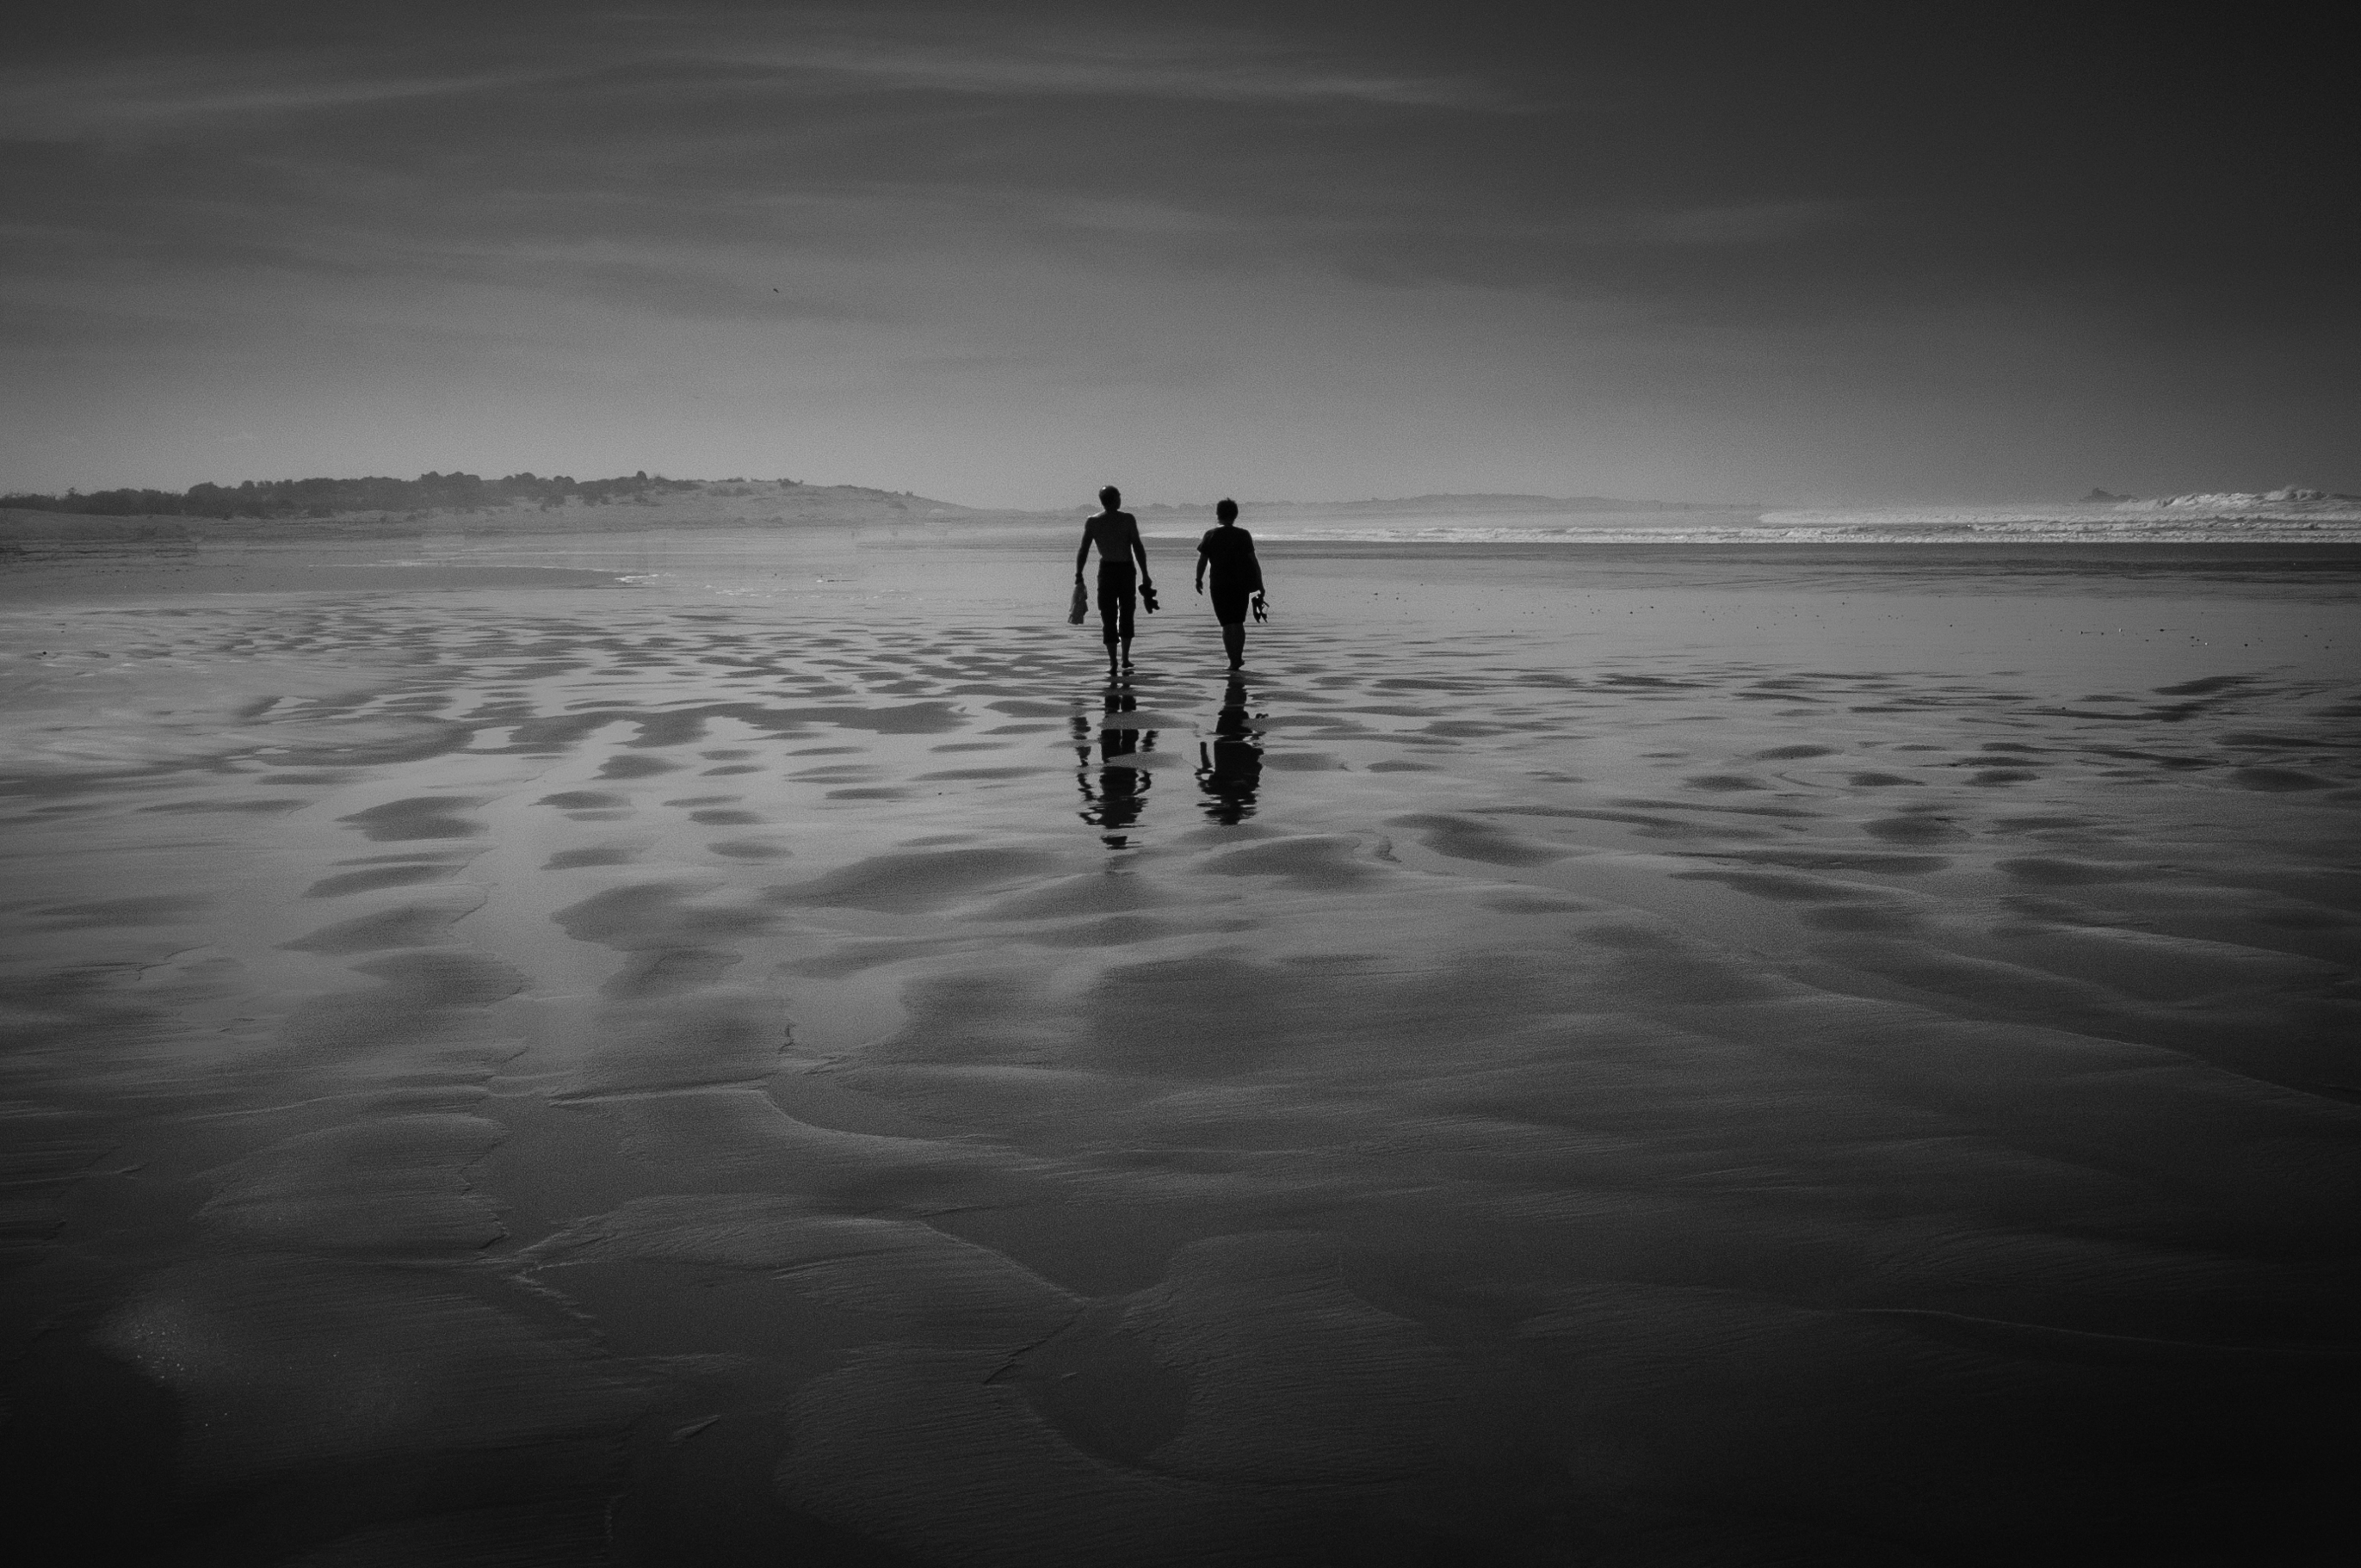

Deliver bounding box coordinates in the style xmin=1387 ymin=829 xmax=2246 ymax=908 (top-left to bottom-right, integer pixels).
xmin=1222 ymin=622 xmax=1245 ymax=669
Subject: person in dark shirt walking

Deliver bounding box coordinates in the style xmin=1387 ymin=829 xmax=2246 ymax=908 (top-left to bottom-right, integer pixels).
xmin=1193 ymin=497 xmax=1265 ymax=670
xmin=1075 ymin=485 xmax=1154 ymax=676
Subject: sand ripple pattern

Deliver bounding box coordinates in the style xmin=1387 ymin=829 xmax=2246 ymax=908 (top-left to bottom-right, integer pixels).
xmin=2 ymin=576 xmax=2357 ymax=1563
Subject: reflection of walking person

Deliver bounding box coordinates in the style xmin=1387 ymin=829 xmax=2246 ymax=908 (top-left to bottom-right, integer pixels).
xmin=1197 ymin=673 xmax=1263 ymax=824
xmin=1193 ymin=498 xmax=1265 ymax=670
xmin=1074 ymin=689 xmax=1155 ymax=845
xmin=1075 ymin=485 xmax=1153 ymax=676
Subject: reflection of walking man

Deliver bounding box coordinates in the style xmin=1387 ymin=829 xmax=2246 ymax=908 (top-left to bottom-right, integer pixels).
xmin=1075 ymin=485 xmax=1153 ymax=676
xmin=1074 ymin=690 xmax=1155 ymax=845
xmin=1193 ymin=498 xmax=1265 ymax=670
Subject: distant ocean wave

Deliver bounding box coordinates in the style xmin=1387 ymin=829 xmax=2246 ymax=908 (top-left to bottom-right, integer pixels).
xmin=1147 ymin=503 xmax=2361 ymax=546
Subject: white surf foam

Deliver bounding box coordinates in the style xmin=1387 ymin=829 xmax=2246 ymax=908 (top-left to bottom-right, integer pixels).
xmin=1148 ymin=499 xmax=2361 ymax=546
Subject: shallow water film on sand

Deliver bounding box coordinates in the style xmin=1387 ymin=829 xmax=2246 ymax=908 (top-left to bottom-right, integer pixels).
xmin=3 ymin=533 xmax=2358 ymax=1565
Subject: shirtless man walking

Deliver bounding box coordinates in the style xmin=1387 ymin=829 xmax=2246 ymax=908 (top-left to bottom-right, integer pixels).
xmin=1075 ymin=485 xmax=1154 ymax=676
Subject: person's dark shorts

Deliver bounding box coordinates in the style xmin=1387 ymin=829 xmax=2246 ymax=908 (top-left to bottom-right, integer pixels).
xmin=1208 ymin=580 xmax=1253 ymax=626
xmin=1097 ymin=561 xmax=1136 ymax=642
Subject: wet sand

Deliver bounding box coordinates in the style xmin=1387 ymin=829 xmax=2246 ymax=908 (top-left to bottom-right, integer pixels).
xmin=3 ymin=528 xmax=2357 ymax=1564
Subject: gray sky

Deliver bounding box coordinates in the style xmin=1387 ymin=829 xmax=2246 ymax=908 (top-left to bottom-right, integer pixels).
xmin=4 ymin=1 xmax=2352 ymax=506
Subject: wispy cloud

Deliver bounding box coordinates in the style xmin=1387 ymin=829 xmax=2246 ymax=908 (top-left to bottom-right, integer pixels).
xmin=716 ymin=37 xmax=1511 ymax=110
xmin=599 ymin=3 xmax=1517 ymax=109
xmin=0 ymin=57 xmax=533 ymax=140
xmin=0 ymin=10 xmax=1510 ymax=139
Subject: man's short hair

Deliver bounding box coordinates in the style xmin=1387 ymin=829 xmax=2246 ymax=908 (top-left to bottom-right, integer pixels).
xmin=1098 ymin=485 xmax=1121 ymax=508
xmin=1216 ymin=498 xmax=1238 ymax=522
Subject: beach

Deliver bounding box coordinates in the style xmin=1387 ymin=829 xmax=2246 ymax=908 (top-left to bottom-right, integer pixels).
xmin=3 ymin=522 xmax=2357 ymax=1564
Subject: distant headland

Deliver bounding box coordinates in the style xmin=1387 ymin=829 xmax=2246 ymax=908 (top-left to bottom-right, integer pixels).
xmin=0 ymin=472 xmax=940 ymax=522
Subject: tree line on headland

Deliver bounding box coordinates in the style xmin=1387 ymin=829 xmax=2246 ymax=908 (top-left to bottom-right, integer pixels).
xmin=1 ymin=471 xmax=708 ymax=520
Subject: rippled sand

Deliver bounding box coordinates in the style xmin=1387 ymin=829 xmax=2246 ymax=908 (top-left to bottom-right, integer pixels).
xmin=3 ymin=530 xmax=2357 ymax=1564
